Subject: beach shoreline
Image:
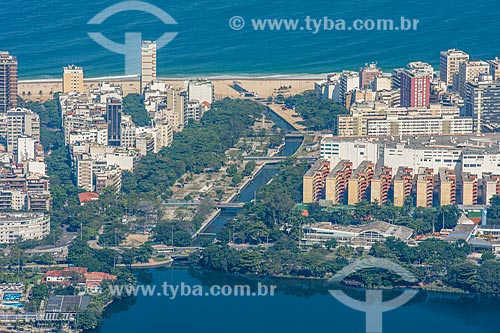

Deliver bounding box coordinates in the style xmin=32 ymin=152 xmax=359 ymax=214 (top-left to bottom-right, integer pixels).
xmin=18 ymin=74 xmax=318 ymax=101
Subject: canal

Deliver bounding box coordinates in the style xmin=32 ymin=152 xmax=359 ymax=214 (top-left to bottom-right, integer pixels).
xmin=197 ymin=106 xmax=304 ymax=237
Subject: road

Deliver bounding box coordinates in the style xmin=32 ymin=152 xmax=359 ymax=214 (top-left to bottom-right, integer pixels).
xmin=26 ymin=228 xmax=78 ymax=255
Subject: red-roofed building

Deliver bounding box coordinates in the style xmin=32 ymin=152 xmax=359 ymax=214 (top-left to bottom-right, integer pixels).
xmin=85 ymin=272 xmax=117 ymax=292
xmin=78 ymin=192 xmax=99 ymax=205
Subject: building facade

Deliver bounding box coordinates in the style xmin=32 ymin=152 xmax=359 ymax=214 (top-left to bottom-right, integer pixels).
xmin=63 ymin=65 xmax=84 ymax=93
xmin=140 ymin=41 xmax=157 ymax=94
xmin=0 ymin=52 xmax=18 ymax=113
xmin=440 ymin=49 xmax=469 ymax=87
xmin=0 ymin=213 xmax=50 ymax=244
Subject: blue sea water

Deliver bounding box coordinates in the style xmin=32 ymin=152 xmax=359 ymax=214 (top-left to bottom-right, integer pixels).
xmin=2 ymin=0 xmax=500 ymax=79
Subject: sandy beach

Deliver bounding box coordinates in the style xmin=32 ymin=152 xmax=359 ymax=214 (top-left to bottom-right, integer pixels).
xmin=18 ymin=76 xmax=317 ymax=101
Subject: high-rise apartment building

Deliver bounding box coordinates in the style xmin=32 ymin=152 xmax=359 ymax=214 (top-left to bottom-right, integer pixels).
xmin=164 ymin=88 xmax=187 ymax=131
xmin=339 ymin=71 xmax=360 ymax=107
xmin=464 ymin=74 xmax=500 ymax=132
xmin=400 ymin=62 xmax=433 ymax=107
xmin=106 ymin=98 xmax=122 ymax=146
xmin=141 ymin=41 xmax=157 ymax=94
xmin=187 ymin=79 xmax=214 ymax=105
xmin=0 ymin=52 xmax=18 ymax=113
xmin=440 ymin=49 xmax=469 ymax=87
xmin=456 ymin=60 xmax=489 ymax=97
xmin=6 ymin=108 xmax=40 ymax=153
xmin=487 ymin=57 xmax=500 ymax=80
xmin=63 ymin=65 xmax=84 ymax=93
xmin=359 ymin=63 xmax=382 ymax=88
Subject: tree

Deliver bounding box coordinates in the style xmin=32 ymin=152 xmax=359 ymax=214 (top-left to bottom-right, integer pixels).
xmin=446 ymin=261 xmax=478 ymax=291
xmin=284 ymin=91 xmax=348 ymax=131
xmin=481 ymin=251 xmax=497 ymax=263
xmin=475 ymin=260 xmax=500 ymax=296
xmin=231 ymin=172 xmax=243 ymax=187
xmin=122 ymin=94 xmax=150 ymax=126
xmin=226 ymin=165 xmax=238 ymax=177
xmin=75 ymin=310 xmax=101 ymax=330
xmin=243 ymin=161 xmax=257 ymax=177
xmin=325 ymin=239 xmax=338 ymax=251
xmin=154 ymin=223 xmax=191 ymax=247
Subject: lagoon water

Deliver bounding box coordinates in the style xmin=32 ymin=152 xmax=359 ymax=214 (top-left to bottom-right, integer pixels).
xmin=2 ymin=0 xmax=500 ymax=79
xmin=90 ymin=268 xmax=500 ymax=333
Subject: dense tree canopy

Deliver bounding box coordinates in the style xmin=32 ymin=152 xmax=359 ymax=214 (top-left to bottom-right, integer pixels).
xmin=122 ymin=98 xmax=265 ymax=200
xmin=123 ymin=93 xmax=151 ymax=126
xmin=285 ymin=91 xmax=348 ymax=131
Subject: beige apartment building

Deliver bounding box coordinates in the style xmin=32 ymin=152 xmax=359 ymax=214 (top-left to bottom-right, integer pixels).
xmin=456 ymin=60 xmax=489 ymax=97
xmin=370 ymin=165 xmax=392 ymax=205
xmin=440 ymin=49 xmax=469 ymax=87
xmin=393 ymin=167 xmax=413 ymax=207
xmin=438 ymin=168 xmax=457 ymax=206
xmin=461 ymin=172 xmax=478 ymax=205
xmin=63 ymin=65 xmax=84 ymax=93
xmin=325 ymin=160 xmax=352 ymax=204
xmin=415 ymin=168 xmax=434 ymax=208
xmin=303 ymin=160 xmax=330 ymax=203
xmin=347 ymin=161 xmax=375 ymax=205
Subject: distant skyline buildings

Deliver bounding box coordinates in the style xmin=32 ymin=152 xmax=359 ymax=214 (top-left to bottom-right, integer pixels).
xmin=0 ymin=51 xmax=18 ymax=113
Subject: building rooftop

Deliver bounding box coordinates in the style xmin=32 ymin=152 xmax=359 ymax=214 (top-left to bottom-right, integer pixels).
xmin=304 ymin=159 xmax=329 ymax=177
xmin=78 ymin=192 xmax=99 ymax=204
xmin=322 ymin=133 xmax=500 ymax=154
xmin=446 ymin=215 xmax=477 ymax=242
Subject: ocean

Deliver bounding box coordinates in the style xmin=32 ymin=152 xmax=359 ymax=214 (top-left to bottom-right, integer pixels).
xmin=2 ymin=0 xmax=500 ymax=79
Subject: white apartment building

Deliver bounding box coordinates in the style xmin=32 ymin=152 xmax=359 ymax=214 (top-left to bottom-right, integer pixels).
xmin=315 ymin=73 xmax=342 ymax=102
xmin=0 ymin=213 xmax=50 ymax=244
xmin=366 ymin=115 xmax=473 ymax=136
xmin=6 ymin=108 xmax=40 ymax=153
xmin=337 ymin=102 xmax=469 ymax=136
xmin=68 ymin=126 xmax=108 ymax=146
xmin=141 ymin=41 xmax=157 ymax=93
xmin=17 ymin=136 xmax=35 ymax=163
xmin=456 ymin=60 xmax=490 ymax=97
xmin=120 ymin=115 xmax=137 ymax=148
xmin=187 ymin=79 xmax=214 ymax=105
xmin=339 ymin=71 xmax=360 ymax=106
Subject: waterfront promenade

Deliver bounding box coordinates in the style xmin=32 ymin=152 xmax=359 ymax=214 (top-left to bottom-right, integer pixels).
xmin=18 ymin=76 xmax=315 ymax=100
